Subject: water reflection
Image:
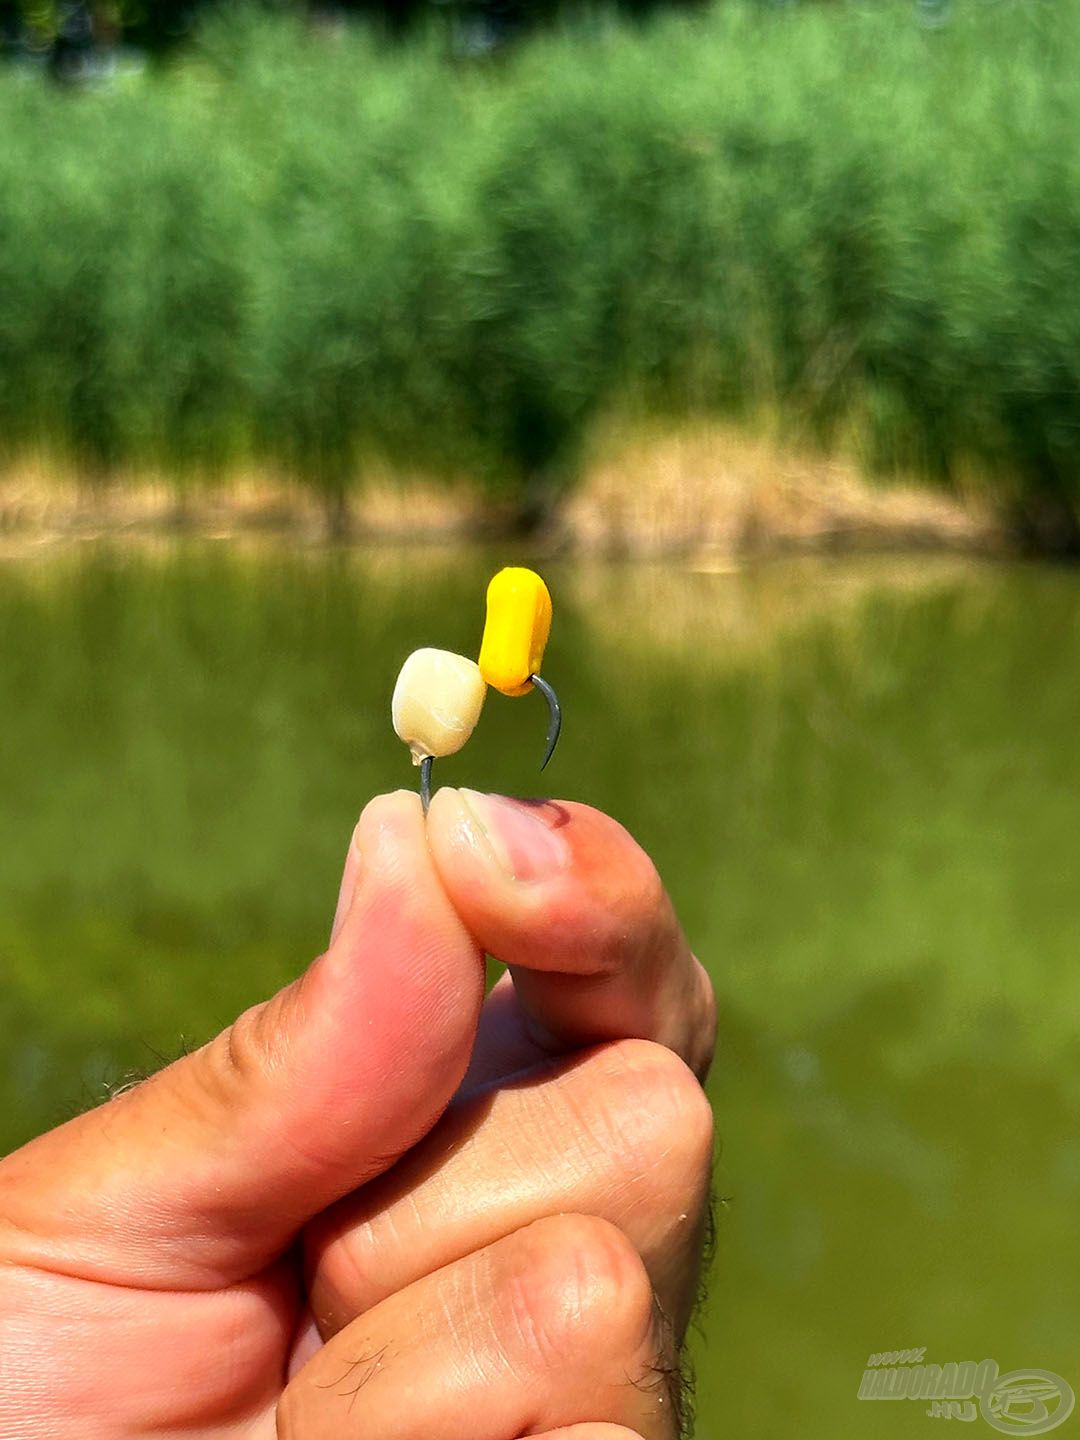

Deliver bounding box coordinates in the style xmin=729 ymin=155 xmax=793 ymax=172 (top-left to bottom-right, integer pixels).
xmin=0 ymin=541 xmax=1077 ymax=1435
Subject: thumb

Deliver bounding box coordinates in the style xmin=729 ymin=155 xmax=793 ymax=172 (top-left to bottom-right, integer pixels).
xmin=0 ymin=792 xmax=484 ymax=1290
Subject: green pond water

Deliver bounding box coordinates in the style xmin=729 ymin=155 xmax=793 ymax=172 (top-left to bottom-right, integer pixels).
xmin=1 ymin=540 xmax=1078 ymax=1436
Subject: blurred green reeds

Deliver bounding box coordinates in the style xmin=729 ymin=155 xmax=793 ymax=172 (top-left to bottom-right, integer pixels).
xmin=1 ymin=2 xmax=1078 ymax=535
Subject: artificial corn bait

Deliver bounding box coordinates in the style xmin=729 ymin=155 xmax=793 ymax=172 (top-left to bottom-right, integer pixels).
xmin=479 ymin=566 xmax=561 ymax=770
xmin=393 ymin=567 xmax=561 ymax=812
xmin=392 ymin=649 xmax=487 ymax=809
xmin=478 ymin=567 xmax=552 ymax=696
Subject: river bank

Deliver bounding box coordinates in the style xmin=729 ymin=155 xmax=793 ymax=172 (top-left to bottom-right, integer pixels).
xmin=0 ymin=426 xmax=1004 ymax=559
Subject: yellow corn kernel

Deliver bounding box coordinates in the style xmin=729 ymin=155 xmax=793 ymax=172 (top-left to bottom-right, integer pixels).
xmin=478 ymin=567 xmax=552 ymax=696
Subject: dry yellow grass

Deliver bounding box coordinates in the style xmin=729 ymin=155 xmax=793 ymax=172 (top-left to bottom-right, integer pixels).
xmin=0 ymin=427 xmax=1003 ymax=558
xmin=560 ymin=423 xmax=1003 ymax=559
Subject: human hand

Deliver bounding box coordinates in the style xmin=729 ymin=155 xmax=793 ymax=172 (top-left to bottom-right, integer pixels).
xmin=0 ymin=790 xmax=716 ymax=1439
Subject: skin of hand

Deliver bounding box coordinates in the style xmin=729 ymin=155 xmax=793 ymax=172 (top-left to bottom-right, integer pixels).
xmin=0 ymin=789 xmax=717 ymax=1440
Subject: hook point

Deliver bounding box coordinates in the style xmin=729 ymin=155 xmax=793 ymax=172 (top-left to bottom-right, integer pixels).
xmin=530 ymin=673 xmax=562 ymax=771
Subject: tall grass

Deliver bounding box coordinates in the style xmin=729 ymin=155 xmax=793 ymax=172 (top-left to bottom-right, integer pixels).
xmin=1 ymin=2 xmax=1078 ymax=534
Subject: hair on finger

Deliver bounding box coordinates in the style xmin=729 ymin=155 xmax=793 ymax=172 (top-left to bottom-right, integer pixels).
xmin=624 ymin=1291 xmax=695 ymax=1440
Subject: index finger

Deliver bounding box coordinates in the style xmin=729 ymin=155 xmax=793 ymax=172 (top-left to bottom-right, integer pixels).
xmin=425 ymin=790 xmax=716 ymax=1082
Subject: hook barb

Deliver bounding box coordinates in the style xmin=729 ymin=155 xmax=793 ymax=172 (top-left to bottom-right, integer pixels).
xmin=420 ymin=754 xmax=434 ymax=814
xmin=530 ymin=673 xmax=562 ymax=771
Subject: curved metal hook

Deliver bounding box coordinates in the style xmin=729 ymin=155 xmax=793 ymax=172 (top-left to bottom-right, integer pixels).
xmin=420 ymin=679 xmax=560 ymax=806
xmin=530 ymin=673 xmax=562 ymax=771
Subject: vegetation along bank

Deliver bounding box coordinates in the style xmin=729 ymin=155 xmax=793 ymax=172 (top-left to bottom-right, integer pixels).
xmin=1 ymin=2 xmax=1077 ymax=552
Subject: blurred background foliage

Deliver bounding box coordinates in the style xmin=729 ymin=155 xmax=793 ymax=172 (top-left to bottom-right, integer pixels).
xmin=1 ymin=0 xmax=1079 ymax=550
xmin=3 ymin=0 xmax=694 ymax=58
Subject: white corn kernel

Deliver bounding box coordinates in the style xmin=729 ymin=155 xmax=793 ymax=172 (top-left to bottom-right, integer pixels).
xmin=391 ymin=648 xmax=487 ymax=765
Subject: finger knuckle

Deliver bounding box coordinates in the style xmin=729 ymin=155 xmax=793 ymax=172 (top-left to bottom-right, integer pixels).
xmin=306 ymin=1208 xmax=385 ymax=1334
xmin=202 ymin=992 xmax=296 ymax=1108
xmin=505 ymin=1214 xmax=656 ymax=1373
xmin=590 ymin=1040 xmax=715 ymax=1198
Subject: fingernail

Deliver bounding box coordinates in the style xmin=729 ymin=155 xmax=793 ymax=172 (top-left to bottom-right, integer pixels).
xmin=457 ymin=790 xmax=569 ymax=882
